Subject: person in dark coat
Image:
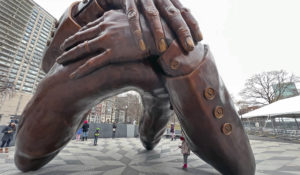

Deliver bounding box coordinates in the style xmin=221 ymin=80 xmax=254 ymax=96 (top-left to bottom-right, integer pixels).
xmin=82 ymin=120 xmax=89 ymax=141
xmin=112 ymin=122 xmax=117 ymax=138
xmin=170 ymin=123 xmax=175 ymax=141
xmin=1 ymin=122 xmax=16 ymax=153
xmin=94 ymin=128 xmax=100 ymax=146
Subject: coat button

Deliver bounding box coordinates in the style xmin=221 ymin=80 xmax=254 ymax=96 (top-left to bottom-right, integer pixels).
xmin=222 ymin=123 xmax=232 ymax=135
xmin=204 ymin=87 xmax=215 ymax=100
xmin=170 ymin=60 xmax=180 ymax=70
xmin=214 ymin=106 xmax=224 ymax=119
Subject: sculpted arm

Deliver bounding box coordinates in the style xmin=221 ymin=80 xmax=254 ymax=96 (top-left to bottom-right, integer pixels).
xmin=156 ymin=42 xmax=256 ymax=174
xmin=15 ymin=59 xmax=166 ymax=171
xmin=15 ymin=10 xmax=175 ymax=171
xmin=55 ymin=9 xmax=256 ymax=175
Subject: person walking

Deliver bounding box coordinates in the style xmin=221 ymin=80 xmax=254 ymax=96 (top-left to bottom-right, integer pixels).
xmin=76 ymin=128 xmax=82 ymax=141
xmin=170 ymin=123 xmax=175 ymax=141
xmin=112 ymin=122 xmax=117 ymax=138
xmin=179 ymin=135 xmax=190 ymax=169
xmin=94 ymin=128 xmax=100 ymax=145
xmin=82 ymin=120 xmax=89 ymax=141
xmin=1 ymin=122 xmax=16 ymax=153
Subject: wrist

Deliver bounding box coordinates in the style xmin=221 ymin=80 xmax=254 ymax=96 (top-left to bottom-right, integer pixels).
xmin=157 ymin=41 xmax=207 ymax=77
xmin=72 ymin=0 xmax=106 ymax=26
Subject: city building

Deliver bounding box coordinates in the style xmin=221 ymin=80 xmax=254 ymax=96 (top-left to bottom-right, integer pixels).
xmin=87 ymin=93 xmax=142 ymax=124
xmin=87 ymin=97 xmax=117 ymax=124
xmin=272 ymin=82 xmax=299 ymax=100
xmin=0 ymin=0 xmax=56 ymax=124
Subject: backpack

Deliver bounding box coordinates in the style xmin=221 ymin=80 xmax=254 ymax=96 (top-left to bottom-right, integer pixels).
xmin=95 ymin=131 xmax=100 ymax=137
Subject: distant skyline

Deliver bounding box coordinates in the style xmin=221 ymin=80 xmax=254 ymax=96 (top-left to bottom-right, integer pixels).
xmin=35 ymin=0 xmax=300 ymax=99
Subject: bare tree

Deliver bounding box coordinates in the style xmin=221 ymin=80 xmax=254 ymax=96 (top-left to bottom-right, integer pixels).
xmin=0 ymin=75 xmax=15 ymax=99
xmin=0 ymin=75 xmax=15 ymax=112
xmin=126 ymin=94 xmax=142 ymax=123
xmin=239 ymin=70 xmax=300 ymax=105
xmin=115 ymin=93 xmax=142 ymax=123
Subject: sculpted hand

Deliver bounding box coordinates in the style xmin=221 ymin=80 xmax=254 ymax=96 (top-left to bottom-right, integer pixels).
xmin=57 ymin=10 xmax=160 ymax=79
xmin=80 ymin=0 xmax=202 ymax=52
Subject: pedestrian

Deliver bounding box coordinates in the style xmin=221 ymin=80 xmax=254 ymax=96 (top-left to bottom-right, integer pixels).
xmin=1 ymin=122 xmax=16 ymax=153
xmin=170 ymin=123 xmax=175 ymax=141
xmin=82 ymin=120 xmax=89 ymax=141
xmin=76 ymin=128 xmax=82 ymax=141
xmin=112 ymin=122 xmax=117 ymax=138
xmin=179 ymin=135 xmax=190 ymax=169
xmin=94 ymin=128 xmax=100 ymax=145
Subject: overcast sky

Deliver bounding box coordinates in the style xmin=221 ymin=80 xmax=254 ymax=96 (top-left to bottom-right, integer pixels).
xmin=35 ymin=0 xmax=300 ymax=99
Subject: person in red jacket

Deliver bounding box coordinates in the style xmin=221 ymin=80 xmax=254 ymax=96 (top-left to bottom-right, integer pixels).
xmin=179 ymin=135 xmax=190 ymax=169
xmin=82 ymin=120 xmax=89 ymax=141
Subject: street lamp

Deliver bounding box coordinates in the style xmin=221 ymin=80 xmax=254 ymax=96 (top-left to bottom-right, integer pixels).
xmin=125 ymin=105 xmax=128 ymax=124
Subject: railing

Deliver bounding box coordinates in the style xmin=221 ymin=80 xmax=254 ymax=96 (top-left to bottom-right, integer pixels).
xmin=242 ymin=118 xmax=300 ymax=143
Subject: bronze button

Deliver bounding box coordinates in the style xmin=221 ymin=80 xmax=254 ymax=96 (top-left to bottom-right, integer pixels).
xmin=170 ymin=60 xmax=180 ymax=70
xmin=204 ymin=87 xmax=215 ymax=100
xmin=214 ymin=106 xmax=224 ymax=119
xmin=222 ymin=123 xmax=232 ymax=135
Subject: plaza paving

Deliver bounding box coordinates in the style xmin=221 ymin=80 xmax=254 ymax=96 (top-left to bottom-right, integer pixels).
xmin=0 ymin=137 xmax=300 ymax=175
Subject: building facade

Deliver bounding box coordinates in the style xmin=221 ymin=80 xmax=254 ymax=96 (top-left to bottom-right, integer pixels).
xmin=87 ymin=97 xmax=117 ymax=124
xmin=87 ymin=93 xmax=143 ymax=124
xmin=272 ymin=82 xmax=299 ymax=100
xmin=0 ymin=0 xmax=56 ymax=124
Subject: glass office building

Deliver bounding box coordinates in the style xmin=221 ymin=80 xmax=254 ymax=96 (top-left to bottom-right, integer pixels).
xmin=0 ymin=0 xmax=56 ymax=94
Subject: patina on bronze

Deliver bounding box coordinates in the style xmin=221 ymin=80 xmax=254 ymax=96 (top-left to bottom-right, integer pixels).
xmin=14 ymin=0 xmax=255 ymax=174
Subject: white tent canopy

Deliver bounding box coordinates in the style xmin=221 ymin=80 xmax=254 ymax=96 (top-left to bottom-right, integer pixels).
xmin=242 ymin=95 xmax=300 ymax=119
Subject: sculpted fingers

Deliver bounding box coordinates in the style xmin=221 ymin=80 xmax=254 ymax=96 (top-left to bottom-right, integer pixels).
xmin=57 ymin=36 xmax=105 ymax=64
xmin=155 ymin=0 xmax=194 ymax=51
xmin=70 ymin=50 xmax=113 ymax=79
xmin=124 ymin=0 xmax=146 ymax=51
xmin=79 ymin=16 xmax=104 ymax=32
xmin=170 ymin=0 xmax=203 ymax=41
xmin=141 ymin=0 xmax=167 ymax=53
xmin=60 ymin=25 xmax=100 ymax=51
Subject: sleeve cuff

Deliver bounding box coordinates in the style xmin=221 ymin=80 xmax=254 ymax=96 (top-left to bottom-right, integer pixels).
xmin=157 ymin=41 xmax=208 ymax=77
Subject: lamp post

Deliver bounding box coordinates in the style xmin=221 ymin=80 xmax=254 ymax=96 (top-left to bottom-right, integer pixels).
xmin=125 ymin=105 xmax=128 ymax=124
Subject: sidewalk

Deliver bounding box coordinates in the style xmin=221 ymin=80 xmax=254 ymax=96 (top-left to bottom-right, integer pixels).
xmin=0 ymin=138 xmax=300 ymax=175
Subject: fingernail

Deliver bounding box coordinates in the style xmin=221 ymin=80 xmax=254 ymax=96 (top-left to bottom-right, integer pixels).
xmin=197 ymin=31 xmax=203 ymax=41
xmin=69 ymin=72 xmax=78 ymax=79
xmin=185 ymin=37 xmax=195 ymax=50
xmin=139 ymin=39 xmax=146 ymax=51
xmin=56 ymin=57 xmax=61 ymax=63
xmin=159 ymin=39 xmax=167 ymax=52
xmin=60 ymin=44 xmax=64 ymax=51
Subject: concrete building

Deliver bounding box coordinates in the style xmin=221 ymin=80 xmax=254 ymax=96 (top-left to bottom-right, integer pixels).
xmin=0 ymin=0 xmax=56 ymax=124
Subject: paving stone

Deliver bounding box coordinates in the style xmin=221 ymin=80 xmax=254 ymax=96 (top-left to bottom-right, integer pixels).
xmin=1 ymin=138 xmax=300 ymax=175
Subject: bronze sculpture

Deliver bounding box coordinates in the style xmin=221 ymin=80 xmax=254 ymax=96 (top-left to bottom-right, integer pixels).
xmin=14 ymin=0 xmax=256 ymax=174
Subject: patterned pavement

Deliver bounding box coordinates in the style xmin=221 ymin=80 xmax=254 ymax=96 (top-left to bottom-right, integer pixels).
xmin=0 ymin=137 xmax=300 ymax=175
